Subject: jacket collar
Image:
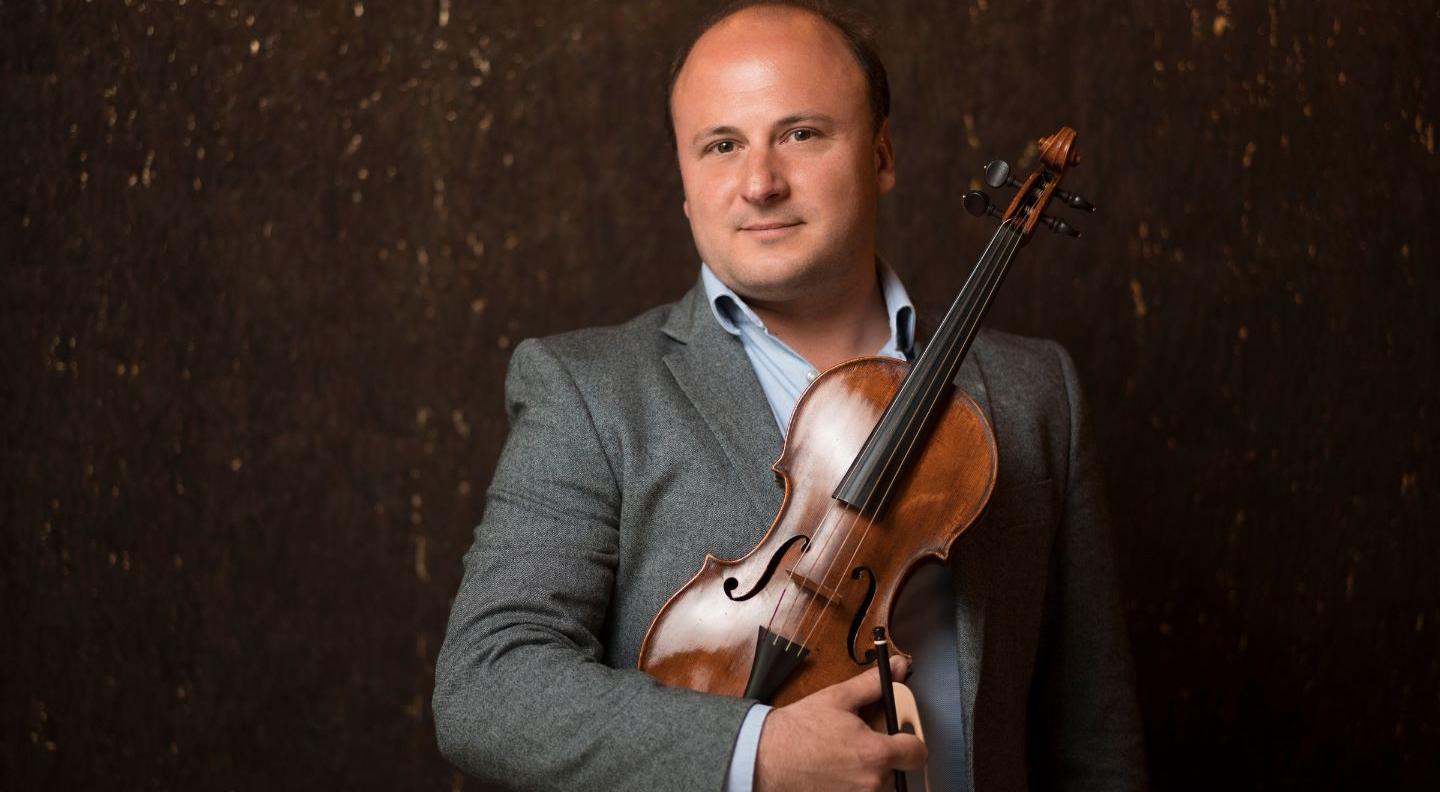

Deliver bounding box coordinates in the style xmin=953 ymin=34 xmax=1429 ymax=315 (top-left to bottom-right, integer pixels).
xmin=661 ymin=280 xmax=787 ymax=526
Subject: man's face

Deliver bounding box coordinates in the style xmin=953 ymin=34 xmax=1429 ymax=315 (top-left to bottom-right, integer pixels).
xmin=670 ymin=9 xmax=895 ymax=304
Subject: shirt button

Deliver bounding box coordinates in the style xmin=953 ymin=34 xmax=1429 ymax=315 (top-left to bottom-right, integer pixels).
xmin=806 ymin=371 xmax=817 ymax=382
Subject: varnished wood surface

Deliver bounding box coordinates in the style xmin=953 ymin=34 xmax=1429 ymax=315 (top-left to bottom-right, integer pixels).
xmin=639 ymin=358 xmax=995 ymax=705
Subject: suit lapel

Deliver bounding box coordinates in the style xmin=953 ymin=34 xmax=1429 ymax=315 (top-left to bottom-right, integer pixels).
xmin=661 ymin=282 xmax=785 ymax=530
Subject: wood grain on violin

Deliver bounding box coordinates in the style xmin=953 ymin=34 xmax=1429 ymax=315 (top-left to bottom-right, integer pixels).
xmin=638 ymin=357 xmax=996 ymax=706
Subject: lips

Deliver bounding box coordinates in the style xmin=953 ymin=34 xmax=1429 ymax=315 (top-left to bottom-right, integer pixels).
xmin=737 ymin=221 xmax=806 ymax=240
xmin=742 ymin=221 xmax=799 ymax=230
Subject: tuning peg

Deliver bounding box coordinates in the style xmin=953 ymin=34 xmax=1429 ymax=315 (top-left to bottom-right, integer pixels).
xmin=1040 ymin=214 xmax=1082 ymax=238
xmin=983 ymin=160 xmax=1022 ymax=190
xmin=1054 ymin=187 xmax=1096 ymax=212
xmin=963 ymin=190 xmax=1002 ymax=219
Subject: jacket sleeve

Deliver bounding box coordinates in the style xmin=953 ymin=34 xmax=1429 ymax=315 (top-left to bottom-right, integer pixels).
xmin=1026 ymin=342 xmax=1149 ymax=791
xmin=432 ymin=338 xmax=754 ymax=791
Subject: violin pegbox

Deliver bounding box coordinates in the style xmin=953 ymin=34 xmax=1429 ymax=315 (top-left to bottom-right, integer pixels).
xmin=962 ymin=125 xmax=1096 ymax=243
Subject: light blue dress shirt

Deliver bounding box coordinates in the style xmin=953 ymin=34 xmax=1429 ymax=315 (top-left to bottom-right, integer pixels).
xmin=704 ymin=263 xmax=969 ymax=792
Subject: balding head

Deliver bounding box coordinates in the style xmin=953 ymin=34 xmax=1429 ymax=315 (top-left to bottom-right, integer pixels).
xmin=667 ymin=1 xmax=890 ymax=138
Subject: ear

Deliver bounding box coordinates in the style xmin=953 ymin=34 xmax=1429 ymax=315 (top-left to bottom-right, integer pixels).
xmin=874 ymin=119 xmax=896 ymax=196
xmin=683 ymin=199 xmax=691 ymax=220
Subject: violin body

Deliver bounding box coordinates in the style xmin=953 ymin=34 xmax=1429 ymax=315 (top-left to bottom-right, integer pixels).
xmin=637 ymin=356 xmax=996 ymax=706
xmin=639 ymin=126 xmax=1088 ymax=720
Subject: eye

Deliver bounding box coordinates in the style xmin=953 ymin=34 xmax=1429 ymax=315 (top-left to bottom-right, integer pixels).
xmin=706 ymin=140 xmax=738 ymax=155
xmin=785 ymin=128 xmax=818 ymax=143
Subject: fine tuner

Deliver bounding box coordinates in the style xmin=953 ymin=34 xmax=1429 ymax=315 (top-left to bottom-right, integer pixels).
xmin=964 ymin=157 xmax=1095 ymax=239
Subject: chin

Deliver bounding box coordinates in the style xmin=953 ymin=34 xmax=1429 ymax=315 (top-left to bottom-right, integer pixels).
xmin=729 ymin=259 xmax=829 ymax=302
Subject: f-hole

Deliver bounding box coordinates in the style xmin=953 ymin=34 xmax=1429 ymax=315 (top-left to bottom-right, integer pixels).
xmin=725 ymin=534 xmax=810 ymax=601
xmin=846 ymin=566 xmax=878 ymax=665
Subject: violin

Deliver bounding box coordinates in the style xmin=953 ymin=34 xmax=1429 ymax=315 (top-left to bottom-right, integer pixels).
xmin=638 ymin=126 xmax=1092 ymax=731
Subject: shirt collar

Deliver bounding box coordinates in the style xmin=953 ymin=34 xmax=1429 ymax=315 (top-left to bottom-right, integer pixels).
xmin=700 ymin=263 xmax=763 ymax=335
xmin=699 ymin=260 xmax=916 ymax=356
xmin=877 ymin=256 xmax=916 ymax=356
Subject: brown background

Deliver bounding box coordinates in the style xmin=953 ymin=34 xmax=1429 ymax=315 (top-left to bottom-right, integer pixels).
xmin=3 ymin=0 xmax=1437 ymax=789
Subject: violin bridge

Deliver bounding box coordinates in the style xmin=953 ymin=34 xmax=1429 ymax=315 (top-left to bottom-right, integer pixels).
xmin=786 ymin=567 xmax=845 ymax=607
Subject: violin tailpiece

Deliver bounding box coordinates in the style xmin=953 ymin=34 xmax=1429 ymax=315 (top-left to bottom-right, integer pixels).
xmin=743 ymin=626 xmax=810 ymax=703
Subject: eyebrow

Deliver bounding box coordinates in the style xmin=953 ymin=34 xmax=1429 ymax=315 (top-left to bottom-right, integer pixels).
xmin=689 ymin=113 xmax=838 ymax=147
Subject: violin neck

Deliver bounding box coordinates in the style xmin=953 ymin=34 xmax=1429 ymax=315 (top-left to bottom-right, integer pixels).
xmin=831 ymin=222 xmax=1025 ymax=512
xmin=908 ymin=220 xmax=1026 ymax=406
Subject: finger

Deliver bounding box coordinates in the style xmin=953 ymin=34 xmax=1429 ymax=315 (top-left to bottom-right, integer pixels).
xmin=890 ymin=654 xmax=910 ymax=683
xmin=813 ymin=664 xmax=883 ymax=711
xmin=819 ymin=656 xmax=908 ymax=711
xmin=884 ymin=733 xmax=929 ymax=771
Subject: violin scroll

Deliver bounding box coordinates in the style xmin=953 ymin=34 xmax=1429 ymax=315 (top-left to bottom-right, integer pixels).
xmin=1036 ymin=127 xmax=1080 ymax=169
xmin=964 ymin=125 xmax=1096 ymax=242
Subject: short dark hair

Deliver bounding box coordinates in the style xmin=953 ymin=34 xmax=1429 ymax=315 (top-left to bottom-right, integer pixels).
xmin=665 ymin=1 xmax=891 ymax=136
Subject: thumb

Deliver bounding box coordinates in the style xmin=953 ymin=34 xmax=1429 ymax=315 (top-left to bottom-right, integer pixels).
xmin=819 ymin=655 xmax=909 ymax=712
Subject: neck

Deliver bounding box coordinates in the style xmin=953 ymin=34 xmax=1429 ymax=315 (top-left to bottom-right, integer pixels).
xmin=745 ymin=259 xmax=892 ymax=372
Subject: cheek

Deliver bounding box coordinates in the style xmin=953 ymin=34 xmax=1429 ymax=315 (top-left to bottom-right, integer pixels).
xmin=689 ymin=177 xmax=740 ymax=232
xmin=680 ymin=176 xmax=733 ymax=254
xmin=686 ymin=196 xmax=724 ymax=239
xmin=810 ymin=162 xmax=872 ymax=219
xmin=682 ymin=169 xmax=720 ymax=211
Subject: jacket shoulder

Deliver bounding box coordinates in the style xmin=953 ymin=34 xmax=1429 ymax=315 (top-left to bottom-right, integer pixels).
xmin=505 ymin=297 xmax=688 ymax=406
xmin=972 ymin=327 xmax=1074 ymax=401
xmin=518 ymin=298 xmax=677 ymax=364
xmin=969 ymin=328 xmax=1084 ymax=485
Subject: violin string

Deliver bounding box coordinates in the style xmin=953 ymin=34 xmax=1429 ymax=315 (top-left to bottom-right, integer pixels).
xmin=793 ymin=217 xmax=1024 ymax=652
xmin=762 ymin=503 xmax=847 ymax=647
xmin=796 ymin=219 xmax=1025 ymax=651
xmin=773 ymin=218 xmax=1017 ymax=651
xmin=768 ymin=217 xmax=1021 ymax=652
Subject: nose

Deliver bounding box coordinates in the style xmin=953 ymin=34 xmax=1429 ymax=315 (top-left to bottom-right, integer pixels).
xmin=740 ymin=146 xmax=788 ymax=205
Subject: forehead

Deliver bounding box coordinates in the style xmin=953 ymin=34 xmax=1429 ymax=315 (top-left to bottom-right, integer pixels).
xmin=671 ymin=8 xmax=868 ymax=130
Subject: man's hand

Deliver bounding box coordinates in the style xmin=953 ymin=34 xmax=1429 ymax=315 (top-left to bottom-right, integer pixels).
xmin=754 ymin=657 xmax=928 ymax=792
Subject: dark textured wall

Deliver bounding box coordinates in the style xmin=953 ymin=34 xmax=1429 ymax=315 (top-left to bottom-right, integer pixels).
xmin=3 ymin=0 xmax=1436 ymax=789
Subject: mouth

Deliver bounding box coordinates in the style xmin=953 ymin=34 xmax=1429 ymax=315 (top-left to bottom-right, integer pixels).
xmin=739 ymin=221 xmax=803 ymax=239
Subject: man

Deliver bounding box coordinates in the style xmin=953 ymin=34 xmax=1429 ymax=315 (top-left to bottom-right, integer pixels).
xmin=433 ymin=3 xmax=1146 ymax=790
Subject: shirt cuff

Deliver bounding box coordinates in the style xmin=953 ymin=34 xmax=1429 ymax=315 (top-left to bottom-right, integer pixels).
xmin=724 ymin=703 xmax=773 ymax=792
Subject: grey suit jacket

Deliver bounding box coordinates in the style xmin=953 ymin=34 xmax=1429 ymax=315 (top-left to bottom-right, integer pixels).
xmin=433 ymin=279 xmax=1147 ymax=791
